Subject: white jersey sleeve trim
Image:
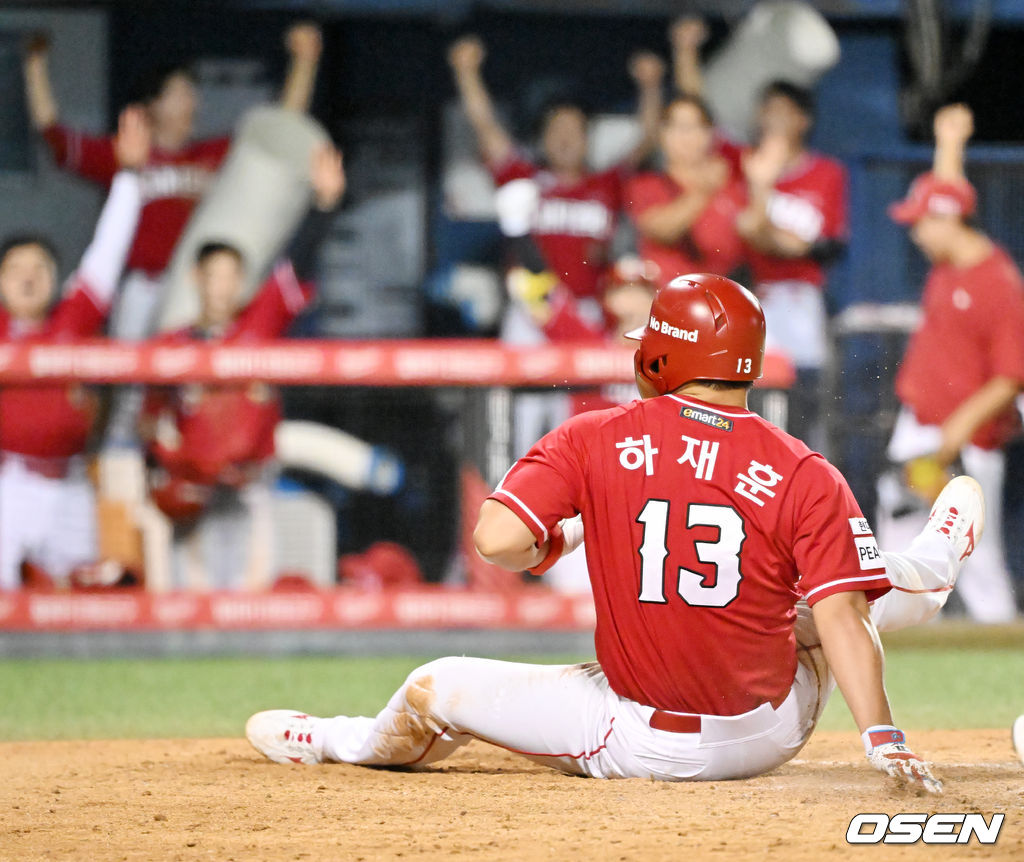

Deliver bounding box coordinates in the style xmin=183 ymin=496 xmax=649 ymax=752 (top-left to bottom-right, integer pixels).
xmin=802 ymin=572 xmax=889 ymax=602
xmin=491 ymin=488 xmax=548 ymax=544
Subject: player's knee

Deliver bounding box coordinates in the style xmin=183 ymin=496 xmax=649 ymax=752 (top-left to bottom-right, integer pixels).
xmin=405 ymin=656 xmax=467 ymax=686
xmin=400 ymin=657 xmax=469 ymax=718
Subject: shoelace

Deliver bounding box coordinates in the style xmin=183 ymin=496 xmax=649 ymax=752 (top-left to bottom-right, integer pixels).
xmin=936 ymin=505 xmax=959 ymax=536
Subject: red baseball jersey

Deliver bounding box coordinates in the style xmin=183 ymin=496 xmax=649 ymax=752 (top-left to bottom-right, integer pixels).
xmin=492 ymin=154 xmax=626 ymax=301
xmin=0 ymin=276 xmax=108 ymax=458
xmin=744 ymin=152 xmax=847 ymax=287
xmin=625 ymin=171 xmax=746 ymax=287
xmin=145 ymin=262 xmax=312 ymax=484
xmin=489 ymin=393 xmax=889 ymax=716
xmin=896 ymin=244 xmax=1024 ymax=450
xmin=42 ymin=125 xmax=230 ymax=276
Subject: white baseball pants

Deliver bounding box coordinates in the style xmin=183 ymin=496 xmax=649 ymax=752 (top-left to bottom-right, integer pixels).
xmin=313 ymin=530 xmax=958 ymax=781
xmin=0 ymin=455 xmax=98 ymax=590
xmin=879 ymin=408 xmax=1017 ymax=622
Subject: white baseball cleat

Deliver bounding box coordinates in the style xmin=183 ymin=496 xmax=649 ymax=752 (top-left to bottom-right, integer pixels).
xmin=1013 ymin=715 xmax=1024 ymax=767
xmin=924 ymin=475 xmax=985 ymax=566
xmin=246 ymin=710 xmax=324 ymax=764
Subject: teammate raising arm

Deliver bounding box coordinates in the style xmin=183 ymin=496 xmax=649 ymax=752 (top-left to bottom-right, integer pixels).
xmin=449 ymin=34 xmax=665 ymax=456
xmin=246 ymin=274 xmax=981 ymax=794
xmin=881 ymin=103 xmax=1022 ymax=622
xmin=0 ymin=109 xmax=148 ymax=590
xmin=447 ymin=35 xmax=664 ymax=302
xmin=448 ymin=34 xmax=664 ymax=176
xmin=140 ymin=144 xmax=345 ymax=590
xmin=23 ymin=22 xmax=323 ymax=286
xmin=669 ymin=16 xmax=709 ymax=98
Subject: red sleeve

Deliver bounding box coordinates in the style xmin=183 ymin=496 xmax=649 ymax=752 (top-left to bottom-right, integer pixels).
xmin=490 ymin=152 xmax=538 ymax=188
xmin=715 ymin=136 xmax=745 ymax=180
xmin=48 ymin=276 xmax=107 ymax=337
xmin=486 ymin=416 xmax=590 ymax=544
xmin=781 ymin=455 xmax=891 ymax=606
xmin=234 ymin=262 xmax=312 ymax=338
xmin=41 ymin=125 xmax=118 ymax=186
xmin=196 ymin=136 xmax=232 ymax=166
xmin=988 ymin=260 xmax=1024 ymax=382
xmin=141 ymin=386 xmax=169 ymax=421
xmin=821 ymin=159 xmax=849 ymax=241
xmin=624 ymin=173 xmax=673 ymax=220
xmin=542 ymin=291 xmax=607 ymax=342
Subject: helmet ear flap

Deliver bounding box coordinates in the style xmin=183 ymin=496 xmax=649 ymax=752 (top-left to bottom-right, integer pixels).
xmin=634 ymin=348 xmax=668 ymax=396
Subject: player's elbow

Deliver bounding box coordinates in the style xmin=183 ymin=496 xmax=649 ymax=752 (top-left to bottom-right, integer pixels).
xmin=473 ymin=499 xmax=535 ymax=564
xmin=472 ymin=519 xmax=508 ymax=562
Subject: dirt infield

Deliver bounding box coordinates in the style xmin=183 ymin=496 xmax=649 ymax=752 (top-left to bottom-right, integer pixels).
xmin=0 ymin=730 xmax=1019 ymax=861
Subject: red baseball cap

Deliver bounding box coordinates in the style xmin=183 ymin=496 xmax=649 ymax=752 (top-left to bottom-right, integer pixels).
xmin=889 ymin=172 xmax=977 ymax=224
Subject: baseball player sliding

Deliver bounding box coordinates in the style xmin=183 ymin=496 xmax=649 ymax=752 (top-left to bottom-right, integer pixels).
xmin=248 ymin=274 xmax=982 ymax=792
xmin=0 ymin=109 xmax=148 ymax=590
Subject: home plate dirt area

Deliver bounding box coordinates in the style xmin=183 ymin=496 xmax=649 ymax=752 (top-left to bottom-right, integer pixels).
xmin=0 ymin=730 xmax=1019 ymax=861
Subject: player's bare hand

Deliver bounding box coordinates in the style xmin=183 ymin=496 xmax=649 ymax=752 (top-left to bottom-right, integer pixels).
xmin=867 ymin=740 xmax=943 ymax=795
xmin=115 ymin=106 xmax=151 ymax=170
xmin=696 ymin=156 xmax=730 ymax=194
xmin=310 ymin=143 xmax=345 ymax=210
xmin=286 ymin=22 xmax=322 ymax=64
xmin=742 ymin=134 xmax=788 ymax=190
xmin=933 ymin=103 xmax=973 ymax=146
xmin=448 ymin=35 xmax=485 ymax=74
xmin=670 ymin=17 xmax=709 ymax=51
xmin=628 ymin=51 xmax=666 ymax=89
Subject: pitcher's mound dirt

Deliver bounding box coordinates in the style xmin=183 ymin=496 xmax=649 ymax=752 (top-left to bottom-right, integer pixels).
xmin=0 ymin=730 xmax=1020 ymax=861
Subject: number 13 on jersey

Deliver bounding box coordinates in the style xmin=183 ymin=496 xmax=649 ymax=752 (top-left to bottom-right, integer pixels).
xmin=636 ymin=499 xmax=746 ymax=608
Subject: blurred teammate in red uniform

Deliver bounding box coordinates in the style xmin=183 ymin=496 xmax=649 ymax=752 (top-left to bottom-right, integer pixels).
xmin=670 ymin=18 xmax=846 ymax=447
xmin=626 ymin=94 xmax=745 ymax=287
xmin=0 ymin=110 xmax=148 ymax=590
xmin=626 ymin=18 xmax=745 ymax=289
xmin=141 ymin=144 xmax=345 ymax=590
xmin=23 ymin=23 xmax=323 ymax=337
xmin=247 ymin=274 xmax=978 ymax=795
xmin=734 ymin=82 xmax=847 ymax=447
xmin=448 ymin=33 xmax=664 ymax=455
xmin=448 ymin=34 xmax=664 ymax=309
xmin=882 ymin=104 xmax=1023 ymax=622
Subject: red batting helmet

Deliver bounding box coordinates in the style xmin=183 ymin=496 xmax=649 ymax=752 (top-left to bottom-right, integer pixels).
xmin=625 ymin=273 xmax=765 ymax=395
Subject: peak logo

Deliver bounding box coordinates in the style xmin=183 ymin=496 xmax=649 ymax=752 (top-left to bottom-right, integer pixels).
xmin=649 ymin=316 xmax=698 ymax=342
xmin=847 ymin=813 xmax=1004 ymax=845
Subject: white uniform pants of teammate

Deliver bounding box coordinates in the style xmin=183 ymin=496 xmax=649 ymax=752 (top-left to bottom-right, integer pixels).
xmin=0 ymin=455 xmax=98 ymax=590
xmin=167 ymin=482 xmax=275 ymax=591
xmin=309 ymin=528 xmax=957 ymax=781
xmin=878 ymin=408 xmax=1017 ymax=622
